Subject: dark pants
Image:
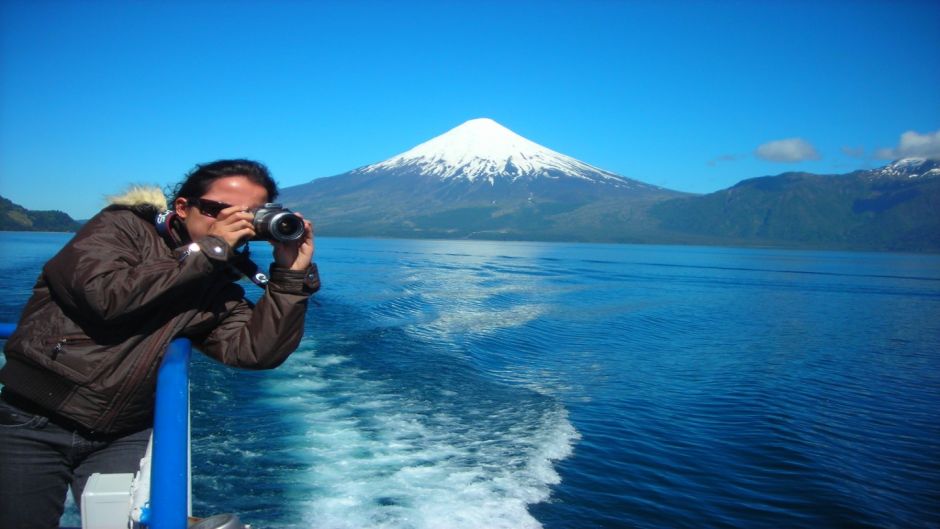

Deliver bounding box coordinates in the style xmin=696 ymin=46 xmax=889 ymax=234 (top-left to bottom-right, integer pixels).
xmin=0 ymin=394 xmax=151 ymax=529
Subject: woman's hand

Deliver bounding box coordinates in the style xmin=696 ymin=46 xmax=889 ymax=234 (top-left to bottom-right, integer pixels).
xmin=272 ymin=215 xmax=314 ymax=271
xmin=206 ymin=206 xmax=256 ymax=249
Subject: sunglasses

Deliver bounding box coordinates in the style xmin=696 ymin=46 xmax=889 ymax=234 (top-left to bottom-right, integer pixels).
xmin=186 ymin=197 xmax=232 ymax=218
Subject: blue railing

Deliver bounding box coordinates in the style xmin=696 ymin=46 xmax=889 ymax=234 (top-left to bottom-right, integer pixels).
xmin=147 ymin=337 xmax=192 ymax=529
xmin=0 ymin=325 xmax=192 ymax=529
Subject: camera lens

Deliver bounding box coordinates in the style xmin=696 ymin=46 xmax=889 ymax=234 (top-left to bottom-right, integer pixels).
xmin=272 ymin=214 xmax=304 ymax=241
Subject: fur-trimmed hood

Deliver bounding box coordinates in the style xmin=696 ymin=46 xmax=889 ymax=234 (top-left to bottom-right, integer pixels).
xmin=105 ymin=185 xmax=168 ymax=211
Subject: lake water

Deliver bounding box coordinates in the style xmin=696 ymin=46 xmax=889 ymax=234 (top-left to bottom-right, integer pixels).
xmin=1 ymin=232 xmax=939 ymax=528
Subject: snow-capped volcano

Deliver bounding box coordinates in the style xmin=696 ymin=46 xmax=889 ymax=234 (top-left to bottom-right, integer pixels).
xmin=358 ymin=118 xmax=650 ymax=190
xmin=278 ymin=117 xmax=682 ymax=241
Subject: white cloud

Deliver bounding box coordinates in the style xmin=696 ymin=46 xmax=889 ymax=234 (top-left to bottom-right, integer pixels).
xmin=875 ymin=129 xmax=940 ymax=160
xmin=755 ymin=138 xmax=821 ymax=163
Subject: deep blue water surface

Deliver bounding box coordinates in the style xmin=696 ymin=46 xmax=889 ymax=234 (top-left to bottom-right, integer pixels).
xmin=1 ymin=233 xmax=939 ymax=528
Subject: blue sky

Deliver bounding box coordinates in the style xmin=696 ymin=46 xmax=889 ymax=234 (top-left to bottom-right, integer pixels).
xmin=1 ymin=0 xmax=938 ymax=219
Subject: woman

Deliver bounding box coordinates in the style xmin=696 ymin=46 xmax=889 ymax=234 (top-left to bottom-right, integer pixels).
xmin=0 ymin=159 xmax=318 ymax=528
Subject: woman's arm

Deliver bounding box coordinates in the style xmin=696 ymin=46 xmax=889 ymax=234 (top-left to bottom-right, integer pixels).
xmin=194 ymin=266 xmax=314 ymax=369
xmin=43 ymin=210 xmax=232 ymax=324
xmin=195 ymin=218 xmax=317 ymax=369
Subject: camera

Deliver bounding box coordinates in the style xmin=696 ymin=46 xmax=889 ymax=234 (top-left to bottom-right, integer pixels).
xmin=251 ymin=203 xmax=305 ymax=242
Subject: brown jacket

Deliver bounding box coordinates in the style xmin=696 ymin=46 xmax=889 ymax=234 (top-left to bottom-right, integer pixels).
xmin=0 ymin=189 xmax=315 ymax=434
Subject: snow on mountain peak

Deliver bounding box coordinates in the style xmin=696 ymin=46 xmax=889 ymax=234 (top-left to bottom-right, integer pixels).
xmin=360 ymin=118 xmax=634 ymax=186
xmin=874 ymin=157 xmax=940 ymax=179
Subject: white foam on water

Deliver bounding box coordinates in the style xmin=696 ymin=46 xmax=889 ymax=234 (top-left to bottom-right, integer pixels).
xmin=403 ymin=274 xmax=548 ymax=341
xmin=423 ymin=302 xmax=546 ymax=339
xmin=258 ymin=345 xmax=579 ymax=529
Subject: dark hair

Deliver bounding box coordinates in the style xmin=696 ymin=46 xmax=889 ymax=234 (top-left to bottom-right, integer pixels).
xmin=171 ymin=159 xmax=278 ymax=203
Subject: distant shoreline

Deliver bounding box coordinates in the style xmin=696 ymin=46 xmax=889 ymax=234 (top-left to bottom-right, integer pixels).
xmin=3 ymin=230 xmax=937 ymax=256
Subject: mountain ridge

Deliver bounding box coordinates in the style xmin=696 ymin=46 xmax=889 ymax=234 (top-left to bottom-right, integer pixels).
xmin=0 ymin=195 xmax=81 ymax=232
xmin=280 ymin=119 xmax=939 ymax=252
xmin=650 ymin=160 xmax=940 ymax=251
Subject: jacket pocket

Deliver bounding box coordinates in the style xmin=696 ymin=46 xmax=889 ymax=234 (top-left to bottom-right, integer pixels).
xmin=41 ymin=335 xmax=112 ymax=385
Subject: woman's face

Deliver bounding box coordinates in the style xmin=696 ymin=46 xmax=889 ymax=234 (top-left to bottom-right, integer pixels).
xmin=174 ymin=175 xmax=269 ymax=242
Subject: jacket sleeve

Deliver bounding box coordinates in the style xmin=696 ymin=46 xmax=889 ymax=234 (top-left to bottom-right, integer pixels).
xmin=43 ymin=210 xmax=232 ymax=324
xmin=194 ymin=266 xmax=312 ymax=369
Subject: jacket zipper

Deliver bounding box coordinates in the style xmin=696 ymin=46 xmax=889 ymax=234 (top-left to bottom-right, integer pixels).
xmin=51 ymin=341 xmax=64 ymax=360
xmin=51 ymin=335 xmax=92 ymax=361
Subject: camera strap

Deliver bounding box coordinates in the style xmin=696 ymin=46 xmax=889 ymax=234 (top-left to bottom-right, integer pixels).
xmin=154 ymin=209 xmax=184 ymax=247
xmin=231 ymin=244 xmax=270 ymax=288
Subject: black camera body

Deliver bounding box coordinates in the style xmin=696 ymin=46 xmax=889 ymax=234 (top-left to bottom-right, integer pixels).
xmin=251 ymin=203 xmax=305 ymax=242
